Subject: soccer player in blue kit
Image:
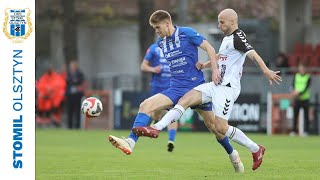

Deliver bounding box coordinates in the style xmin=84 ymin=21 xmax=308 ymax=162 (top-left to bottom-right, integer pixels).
xmin=140 ymin=42 xmax=178 ymax=152
xmin=108 ymin=10 xmax=244 ymax=173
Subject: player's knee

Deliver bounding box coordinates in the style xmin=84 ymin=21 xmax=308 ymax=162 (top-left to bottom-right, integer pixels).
xmin=214 ymin=124 xmax=224 ymax=134
xmin=139 ymin=100 xmax=149 ymax=113
xmin=139 ymin=99 xmax=154 ymax=114
xmin=214 ymin=119 xmax=229 ymax=135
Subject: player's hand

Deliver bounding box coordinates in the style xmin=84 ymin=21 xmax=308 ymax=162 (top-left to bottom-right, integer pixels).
xmin=196 ymin=62 xmax=205 ymax=70
xmin=211 ymin=69 xmax=220 ymax=85
xmin=216 ymin=54 xmax=220 ymax=60
xmin=264 ymin=69 xmax=282 ymax=85
xmin=291 ymin=90 xmax=299 ymax=97
xmin=154 ymin=66 xmax=161 ymax=73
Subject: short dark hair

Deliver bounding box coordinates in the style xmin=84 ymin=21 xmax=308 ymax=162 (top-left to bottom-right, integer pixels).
xmin=149 ymin=10 xmax=172 ymax=26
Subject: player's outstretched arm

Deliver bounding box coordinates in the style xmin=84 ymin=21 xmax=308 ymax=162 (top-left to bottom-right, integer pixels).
xmin=196 ymin=54 xmax=220 ymax=70
xmin=140 ymin=60 xmax=161 ymax=74
xmin=199 ymin=40 xmax=220 ymax=84
xmin=247 ymin=50 xmax=282 ymax=85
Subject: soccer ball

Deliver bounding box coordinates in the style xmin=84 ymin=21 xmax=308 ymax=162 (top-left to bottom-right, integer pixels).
xmin=81 ymin=97 xmax=103 ymax=118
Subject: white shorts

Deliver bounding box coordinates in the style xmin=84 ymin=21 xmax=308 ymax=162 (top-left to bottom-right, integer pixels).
xmin=194 ymin=82 xmax=240 ymax=120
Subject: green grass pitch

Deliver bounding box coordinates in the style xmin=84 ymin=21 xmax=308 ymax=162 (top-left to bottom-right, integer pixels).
xmin=36 ymin=129 xmax=320 ymax=180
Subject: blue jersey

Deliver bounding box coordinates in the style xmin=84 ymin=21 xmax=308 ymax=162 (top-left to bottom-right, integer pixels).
xmin=157 ymin=26 xmax=205 ymax=88
xmin=144 ymin=43 xmax=171 ymax=88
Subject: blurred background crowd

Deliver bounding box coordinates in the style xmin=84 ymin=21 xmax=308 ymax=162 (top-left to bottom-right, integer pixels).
xmin=35 ymin=0 xmax=320 ymax=136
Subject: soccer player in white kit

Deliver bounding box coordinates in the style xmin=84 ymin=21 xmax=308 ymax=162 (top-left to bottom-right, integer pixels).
xmin=134 ymin=8 xmax=282 ymax=171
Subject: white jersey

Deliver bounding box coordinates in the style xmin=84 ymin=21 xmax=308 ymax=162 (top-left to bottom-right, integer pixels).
xmin=218 ymin=29 xmax=254 ymax=89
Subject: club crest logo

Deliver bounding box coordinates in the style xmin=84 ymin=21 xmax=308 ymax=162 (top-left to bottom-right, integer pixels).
xmin=3 ymin=8 xmax=33 ymax=43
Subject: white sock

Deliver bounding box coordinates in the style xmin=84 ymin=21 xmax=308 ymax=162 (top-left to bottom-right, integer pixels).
xmin=229 ymin=150 xmax=238 ymax=160
xmin=127 ymin=138 xmax=135 ymax=149
xmin=226 ymin=126 xmax=259 ymax=153
xmin=153 ymin=105 xmax=185 ymax=130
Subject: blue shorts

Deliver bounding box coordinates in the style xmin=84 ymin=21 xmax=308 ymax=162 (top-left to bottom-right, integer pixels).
xmin=160 ymin=86 xmax=212 ymax=111
xmin=151 ymin=86 xmax=169 ymax=96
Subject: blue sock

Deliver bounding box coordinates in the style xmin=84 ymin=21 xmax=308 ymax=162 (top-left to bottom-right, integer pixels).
xmin=168 ymin=129 xmax=177 ymax=142
xmin=217 ymin=136 xmax=233 ymax=154
xmin=128 ymin=113 xmax=150 ymax=142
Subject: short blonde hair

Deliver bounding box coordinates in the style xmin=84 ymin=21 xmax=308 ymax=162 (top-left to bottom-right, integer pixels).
xmin=149 ymin=10 xmax=172 ymax=26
